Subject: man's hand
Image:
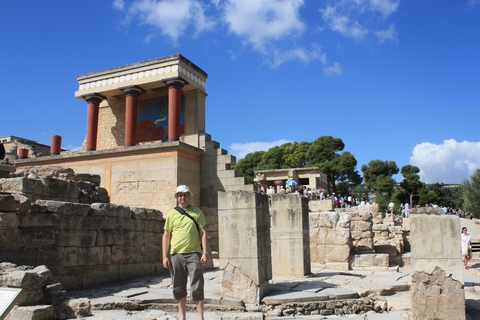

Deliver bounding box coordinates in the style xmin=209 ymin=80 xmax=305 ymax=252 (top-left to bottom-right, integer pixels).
xmin=200 ymin=252 xmax=208 ymax=265
xmin=163 ymin=257 xmax=170 ymax=269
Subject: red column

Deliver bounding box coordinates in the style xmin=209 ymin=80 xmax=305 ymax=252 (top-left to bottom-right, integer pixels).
xmin=166 ymin=80 xmax=185 ymax=142
xmin=122 ymin=87 xmax=143 ymax=147
xmin=17 ymin=148 xmax=29 ymax=159
xmin=50 ymin=135 xmax=62 ymax=155
xmin=85 ymin=95 xmax=103 ymax=151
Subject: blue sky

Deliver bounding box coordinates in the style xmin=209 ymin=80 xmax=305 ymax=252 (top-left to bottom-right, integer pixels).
xmin=1 ymin=0 xmax=479 ymax=184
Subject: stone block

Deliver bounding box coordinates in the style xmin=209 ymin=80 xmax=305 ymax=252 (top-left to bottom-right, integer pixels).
xmin=20 ymin=227 xmax=55 ymax=248
xmin=350 ymin=253 xmax=389 ymax=268
xmin=5 ymin=305 xmax=54 ymax=320
xmin=411 ymin=266 xmax=465 ymax=320
xmin=221 ymin=262 xmax=270 ymax=305
xmin=0 ymin=177 xmax=44 ymax=195
xmin=18 ymin=212 xmax=55 ymax=228
xmin=270 ymin=194 xmax=310 ymax=277
xmin=91 ymin=203 xmax=132 ymax=219
xmin=218 ymin=191 xmax=272 ymax=287
xmin=0 ymin=229 xmax=21 ymax=250
xmin=410 ymin=214 xmax=463 ymax=282
xmin=40 ymin=177 xmax=81 ymax=201
xmin=0 ymin=212 xmax=20 ymax=229
xmin=35 ymin=200 xmax=91 ymax=216
xmin=55 ymin=230 xmax=97 ymax=247
xmin=130 ymin=206 xmax=163 ymax=220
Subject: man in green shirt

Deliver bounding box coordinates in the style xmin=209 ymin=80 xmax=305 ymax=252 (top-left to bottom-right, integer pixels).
xmin=162 ymin=185 xmax=208 ymax=320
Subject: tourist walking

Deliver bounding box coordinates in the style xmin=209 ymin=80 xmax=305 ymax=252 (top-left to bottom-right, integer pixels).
xmin=162 ymin=185 xmax=209 ymax=320
xmin=461 ymin=227 xmax=472 ymax=269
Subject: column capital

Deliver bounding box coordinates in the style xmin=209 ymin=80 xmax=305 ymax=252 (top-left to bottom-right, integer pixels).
xmin=164 ymin=77 xmax=189 ymax=89
xmin=81 ymin=94 xmax=106 ymax=104
xmin=119 ymin=85 xmax=145 ymax=96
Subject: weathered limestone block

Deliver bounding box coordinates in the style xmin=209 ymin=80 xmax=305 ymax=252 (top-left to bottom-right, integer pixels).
xmin=40 ymin=177 xmax=81 ymax=201
xmin=0 ymin=229 xmax=21 ymax=250
xmin=130 ymin=206 xmax=163 ymax=220
xmin=91 ymin=202 xmax=131 ymax=219
xmin=350 ymin=253 xmax=389 ymax=269
xmin=5 ymin=305 xmax=55 ymax=320
xmin=20 ymin=227 xmax=55 ymax=248
xmin=56 ymin=298 xmax=92 ymax=319
xmin=270 ymin=194 xmax=310 ymax=277
xmin=56 ymin=230 xmax=97 ymax=247
xmin=0 ymin=177 xmax=44 ymax=195
xmin=221 ymin=263 xmax=270 ymax=305
xmin=411 ymin=267 xmax=465 ymax=320
xmin=35 ymin=200 xmax=91 ymax=217
xmin=411 ymin=207 xmax=444 ymax=216
xmin=308 ymin=199 xmax=333 ymax=212
xmin=350 ymin=212 xmax=374 ymax=253
xmin=74 ymin=173 xmax=101 ymax=186
xmin=0 ymin=212 xmax=20 ymax=229
xmin=218 ymin=191 xmax=271 ymax=304
xmin=18 ymin=212 xmax=55 ymax=228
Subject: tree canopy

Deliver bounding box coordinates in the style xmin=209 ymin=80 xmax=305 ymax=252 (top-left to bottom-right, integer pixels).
xmin=233 ymin=135 xmax=362 ymax=194
xmin=461 ymin=169 xmax=480 ymax=218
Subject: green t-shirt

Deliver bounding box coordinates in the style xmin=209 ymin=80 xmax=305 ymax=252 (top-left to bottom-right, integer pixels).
xmin=164 ymin=205 xmax=206 ymax=255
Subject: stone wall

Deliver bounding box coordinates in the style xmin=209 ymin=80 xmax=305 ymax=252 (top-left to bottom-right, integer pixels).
xmin=309 ymin=212 xmax=351 ymax=270
xmin=0 ymin=168 xmax=165 ymax=290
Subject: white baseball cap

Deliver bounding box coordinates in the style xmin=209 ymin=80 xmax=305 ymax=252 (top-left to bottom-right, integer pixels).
xmin=174 ymin=185 xmax=192 ymax=198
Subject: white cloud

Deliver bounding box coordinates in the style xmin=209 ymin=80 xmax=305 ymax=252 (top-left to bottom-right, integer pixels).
xmin=113 ymin=0 xmax=125 ymax=10
xmin=468 ymin=0 xmax=480 ymax=9
xmin=375 ymin=23 xmax=397 ymax=43
xmin=320 ymin=0 xmax=398 ymax=42
xmin=229 ymin=139 xmax=292 ymax=160
xmin=270 ymin=44 xmax=326 ymax=68
xmin=120 ymin=0 xmax=216 ymax=44
xmin=222 ymin=0 xmax=306 ymax=53
xmin=410 ymin=139 xmax=480 ymax=184
xmin=323 ymin=61 xmax=343 ymax=76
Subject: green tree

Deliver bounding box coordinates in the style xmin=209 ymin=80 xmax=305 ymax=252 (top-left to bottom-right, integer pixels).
xmin=399 ymin=165 xmax=424 ymax=207
xmin=306 ymin=136 xmax=362 ymax=194
xmin=233 ymin=151 xmax=265 ymax=182
xmin=461 ymin=169 xmax=480 ymax=218
xmin=361 ymin=160 xmax=399 ymax=195
xmin=282 ymin=141 xmax=310 ymax=168
xmin=257 ymin=145 xmax=285 ymax=170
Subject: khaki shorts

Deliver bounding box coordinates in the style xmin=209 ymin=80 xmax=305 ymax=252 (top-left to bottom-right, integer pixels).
xmin=169 ymin=252 xmax=204 ymax=301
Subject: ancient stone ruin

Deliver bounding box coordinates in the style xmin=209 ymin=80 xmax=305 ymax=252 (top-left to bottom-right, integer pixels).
xmin=0 ymin=165 xmax=469 ymax=319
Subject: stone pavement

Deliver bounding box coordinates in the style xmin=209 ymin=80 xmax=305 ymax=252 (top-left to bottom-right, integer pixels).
xmin=67 ymin=262 xmax=480 ymax=320
xmin=64 ymin=218 xmax=480 ymax=320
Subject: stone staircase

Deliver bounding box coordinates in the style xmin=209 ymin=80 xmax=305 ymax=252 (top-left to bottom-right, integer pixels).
xmin=471 ymin=241 xmax=480 ymax=253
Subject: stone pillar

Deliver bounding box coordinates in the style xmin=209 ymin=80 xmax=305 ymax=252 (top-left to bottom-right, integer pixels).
xmin=166 ymin=80 xmax=186 ymax=142
xmin=50 ymin=135 xmax=62 ymax=155
xmin=17 ymin=148 xmax=28 ymax=159
xmin=121 ymin=86 xmax=144 ymax=147
xmin=84 ymin=95 xmax=104 ymax=151
xmin=270 ymin=194 xmax=310 ymax=276
xmin=218 ymin=191 xmax=271 ymax=305
xmin=410 ymin=214 xmax=465 ymax=320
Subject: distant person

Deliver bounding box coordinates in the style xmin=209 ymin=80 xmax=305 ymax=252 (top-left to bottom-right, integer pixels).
xmin=388 ymin=201 xmax=394 ymax=214
xmin=461 ymin=227 xmax=472 ymax=269
xmin=279 ymin=186 xmax=286 ymax=194
xmin=404 ymin=202 xmax=410 ymax=218
xmin=266 ymin=186 xmax=275 ymax=195
xmin=162 ymin=185 xmax=208 ymax=320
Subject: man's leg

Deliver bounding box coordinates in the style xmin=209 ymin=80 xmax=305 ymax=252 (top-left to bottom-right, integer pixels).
xmin=177 ymin=297 xmax=187 ymax=320
xmin=195 ymin=300 xmax=204 ymax=320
